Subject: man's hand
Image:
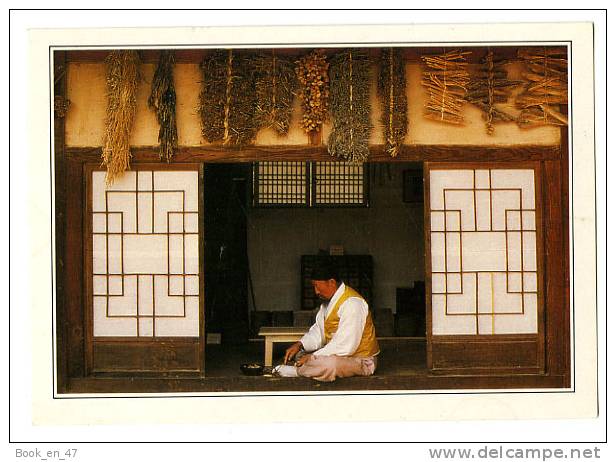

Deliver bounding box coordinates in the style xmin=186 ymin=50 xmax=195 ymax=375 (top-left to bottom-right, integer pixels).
xmin=284 ymin=341 xmax=303 ymax=364
xmin=295 ymin=354 xmax=313 ymax=367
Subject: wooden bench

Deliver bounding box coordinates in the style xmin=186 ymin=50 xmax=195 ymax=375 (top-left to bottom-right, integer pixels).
xmin=258 ymin=327 xmax=308 ymax=367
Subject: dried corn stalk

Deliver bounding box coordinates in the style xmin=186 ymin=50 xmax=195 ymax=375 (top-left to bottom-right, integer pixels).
xmin=295 ymin=50 xmax=330 ymax=134
xmin=421 ymin=50 xmax=471 ymax=124
xmin=102 ymin=50 xmax=140 ymax=185
xmin=466 ymin=50 xmax=520 ymax=134
xmin=254 ymin=51 xmax=296 ymax=135
xmin=516 ymin=47 xmax=568 ymax=127
xmin=327 ymin=49 xmax=372 ymax=163
xmin=148 ymin=50 xmax=178 ymax=162
xmin=198 ymin=50 xmax=258 ymax=145
xmin=378 ymin=48 xmax=408 ymax=157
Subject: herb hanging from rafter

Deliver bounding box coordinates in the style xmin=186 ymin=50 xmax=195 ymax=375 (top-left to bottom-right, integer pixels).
xmin=198 ymin=50 xmax=258 ymax=145
xmin=295 ymin=50 xmax=330 ymax=134
xmin=465 ymin=50 xmax=520 ymax=134
xmin=101 ymin=50 xmax=140 ymax=185
xmin=254 ymin=50 xmax=296 ymax=136
xmin=516 ymin=47 xmax=568 ymax=127
xmin=148 ymin=50 xmax=178 ymax=162
xmin=378 ymin=47 xmax=408 ymax=157
xmin=327 ymin=49 xmax=372 ymax=163
xmin=421 ymin=50 xmax=471 ymax=125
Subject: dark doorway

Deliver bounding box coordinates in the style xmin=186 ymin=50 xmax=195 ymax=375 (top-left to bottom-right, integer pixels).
xmin=204 ymin=164 xmax=250 ymax=344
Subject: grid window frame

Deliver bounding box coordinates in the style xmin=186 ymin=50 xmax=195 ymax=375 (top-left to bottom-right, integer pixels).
xmin=252 ymin=161 xmax=369 ymax=208
xmin=252 ymin=161 xmax=310 ymax=208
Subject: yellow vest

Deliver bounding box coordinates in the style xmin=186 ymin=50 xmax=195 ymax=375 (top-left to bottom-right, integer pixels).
xmin=323 ymin=286 xmax=380 ymax=358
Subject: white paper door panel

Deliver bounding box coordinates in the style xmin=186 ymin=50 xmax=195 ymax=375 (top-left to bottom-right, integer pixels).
xmin=91 ymin=170 xmax=200 ymax=337
xmin=429 ymin=169 xmax=539 ymax=335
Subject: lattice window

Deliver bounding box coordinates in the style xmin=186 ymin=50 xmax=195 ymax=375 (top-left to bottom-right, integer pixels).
xmin=429 ymin=168 xmax=540 ymax=335
xmin=252 ymin=161 xmax=368 ymax=207
xmin=312 ymin=162 xmax=367 ymax=206
xmin=91 ymin=170 xmax=200 ymax=338
xmin=253 ymin=161 xmax=309 ymax=206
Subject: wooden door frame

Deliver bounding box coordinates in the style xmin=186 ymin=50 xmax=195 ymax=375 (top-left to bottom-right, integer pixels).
xmin=82 ymin=163 xmax=206 ymax=376
xmin=55 ymin=142 xmax=570 ymax=392
xmin=424 ymin=161 xmax=546 ymax=374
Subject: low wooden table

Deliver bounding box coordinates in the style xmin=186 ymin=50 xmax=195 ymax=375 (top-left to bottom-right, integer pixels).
xmin=258 ymin=327 xmax=308 ymax=367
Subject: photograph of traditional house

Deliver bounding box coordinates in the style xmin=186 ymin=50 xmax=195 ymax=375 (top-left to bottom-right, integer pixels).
xmin=53 ymin=39 xmax=571 ymax=394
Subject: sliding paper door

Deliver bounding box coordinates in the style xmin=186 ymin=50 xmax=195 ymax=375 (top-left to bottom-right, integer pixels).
xmin=85 ymin=165 xmax=204 ymax=375
xmin=425 ymin=163 xmax=544 ymax=373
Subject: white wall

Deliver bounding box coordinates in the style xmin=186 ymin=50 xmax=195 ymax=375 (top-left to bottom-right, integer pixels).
xmin=65 ymin=62 xmax=561 ymax=148
xmin=246 ymin=163 xmax=424 ymax=313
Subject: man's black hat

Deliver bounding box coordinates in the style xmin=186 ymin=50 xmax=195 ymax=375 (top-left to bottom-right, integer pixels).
xmin=311 ymin=257 xmax=340 ymax=281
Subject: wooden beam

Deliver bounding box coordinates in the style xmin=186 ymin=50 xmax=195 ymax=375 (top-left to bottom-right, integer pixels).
xmin=66 ymin=144 xmax=561 ymax=164
xmin=64 ymin=46 xmax=567 ymax=65
xmin=64 ymin=159 xmax=85 ymax=379
xmin=53 ymin=50 xmax=68 ymax=393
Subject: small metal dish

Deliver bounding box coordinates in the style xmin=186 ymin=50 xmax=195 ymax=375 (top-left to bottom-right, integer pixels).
xmin=240 ymin=363 xmax=265 ymax=376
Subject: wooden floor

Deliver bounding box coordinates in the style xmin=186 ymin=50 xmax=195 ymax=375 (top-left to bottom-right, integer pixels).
xmin=185 ymin=338 xmax=429 ymax=392
xmin=206 ymin=337 xmax=427 ymax=377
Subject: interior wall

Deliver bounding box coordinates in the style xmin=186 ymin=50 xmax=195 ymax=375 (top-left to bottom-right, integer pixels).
xmin=246 ymin=163 xmax=424 ymax=313
xmin=65 ymin=61 xmax=561 ymax=148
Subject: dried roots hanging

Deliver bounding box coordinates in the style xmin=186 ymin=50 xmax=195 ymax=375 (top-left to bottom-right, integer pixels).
xmin=327 ymin=49 xmax=372 ymax=163
xmin=198 ymin=50 xmax=258 ymax=146
xmin=102 ymin=50 xmax=140 ymax=185
xmin=421 ymin=50 xmax=471 ymax=125
xmin=516 ymin=47 xmax=568 ymax=127
xmin=378 ymin=48 xmax=408 ymax=157
xmin=465 ymin=50 xmax=520 ymax=135
xmin=295 ymin=50 xmax=330 ymax=134
xmin=254 ymin=51 xmax=296 ymax=136
xmin=148 ymin=50 xmax=178 ymax=162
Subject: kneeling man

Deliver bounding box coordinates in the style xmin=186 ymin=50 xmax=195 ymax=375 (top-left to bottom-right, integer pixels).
xmin=276 ymin=262 xmax=380 ymax=382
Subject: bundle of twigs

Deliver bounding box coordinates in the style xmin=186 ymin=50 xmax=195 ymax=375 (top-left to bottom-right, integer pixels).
xmin=465 ymin=50 xmax=520 ymax=134
xmin=516 ymin=47 xmax=568 ymax=127
xmin=421 ymin=50 xmax=471 ymax=124
xmin=198 ymin=50 xmax=258 ymax=145
xmin=101 ymin=50 xmax=140 ymax=185
xmin=148 ymin=50 xmax=178 ymax=162
xmin=327 ymin=49 xmax=372 ymax=163
xmin=254 ymin=50 xmax=296 ymax=135
xmin=378 ymin=47 xmax=408 ymax=157
xmin=295 ymin=50 xmax=330 ymax=134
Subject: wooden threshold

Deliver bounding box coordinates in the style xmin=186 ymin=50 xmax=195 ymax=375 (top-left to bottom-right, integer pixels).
xmin=64 ymin=373 xmax=568 ymax=394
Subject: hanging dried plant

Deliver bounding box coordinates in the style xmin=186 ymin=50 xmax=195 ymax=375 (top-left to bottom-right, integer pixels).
xmin=378 ymin=47 xmax=408 ymax=157
xmin=101 ymin=50 xmax=140 ymax=185
xmin=421 ymin=50 xmax=471 ymax=125
xmin=198 ymin=50 xmax=258 ymax=145
xmin=327 ymin=49 xmax=372 ymax=163
xmin=295 ymin=50 xmax=330 ymax=134
xmin=148 ymin=50 xmax=178 ymax=162
xmin=253 ymin=51 xmax=296 ymax=135
xmin=465 ymin=50 xmax=521 ymax=134
xmin=516 ymin=47 xmax=568 ymax=127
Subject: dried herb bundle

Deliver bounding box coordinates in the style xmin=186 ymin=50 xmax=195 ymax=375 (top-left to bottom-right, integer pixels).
xmin=421 ymin=50 xmax=471 ymax=124
xmin=102 ymin=50 xmax=140 ymax=185
xmin=327 ymin=49 xmax=372 ymax=163
xmin=295 ymin=50 xmax=330 ymax=134
xmin=465 ymin=50 xmax=520 ymax=134
xmin=516 ymin=47 xmax=568 ymax=127
xmin=254 ymin=51 xmax=296 ymax=135
xmin=198 ymin=50 xmax=258 ymax=145
xmin=378 ymin=48 xmax=408 ymax=157
xmin=148 ymin=50 xmax=178 ymax=162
